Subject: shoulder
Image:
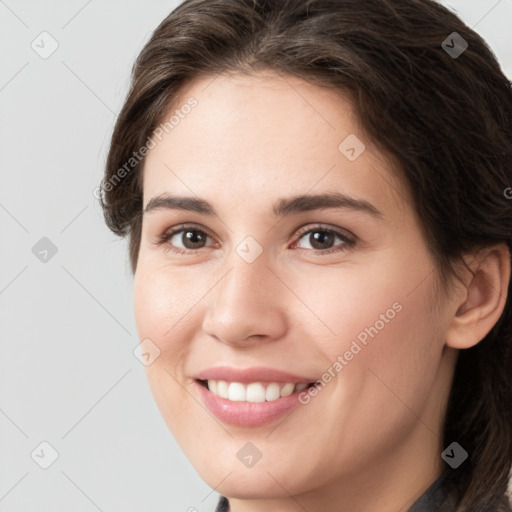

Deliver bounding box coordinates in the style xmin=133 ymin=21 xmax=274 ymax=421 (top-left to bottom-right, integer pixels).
xmin=215 ymin=496 xmax=229 ymax=512
xmin=408 ymin=470 xmax=512 ymax=512
xmin=407 ymin=470 xmax=457 ymax=512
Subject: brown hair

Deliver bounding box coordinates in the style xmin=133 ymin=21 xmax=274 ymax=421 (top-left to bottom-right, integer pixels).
xmin=100 ymin=0 xmax=512 ymax=509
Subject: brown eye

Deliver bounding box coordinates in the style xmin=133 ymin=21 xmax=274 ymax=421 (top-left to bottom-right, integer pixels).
xmin=175 ymin=229 xmax=209 ymax=249
xmin=294 ymin=226 xmax=355 ymax=255
xmin=305 ymin=231 xmax=336 ymax=250
xmin=157 ymin=225 xmax=215 ymax=254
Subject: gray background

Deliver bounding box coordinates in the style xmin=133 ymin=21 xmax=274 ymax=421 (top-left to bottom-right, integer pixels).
xmin=1 ymin=1 xmax=511 ymax=511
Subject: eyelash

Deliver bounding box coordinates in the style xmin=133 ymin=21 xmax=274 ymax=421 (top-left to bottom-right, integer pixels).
xmin=155 ymin=223 xmax=356 ymax=256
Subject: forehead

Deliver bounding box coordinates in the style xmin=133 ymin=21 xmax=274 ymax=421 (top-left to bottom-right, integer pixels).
xmin=141 ymin=71 xmax=409 ymax=218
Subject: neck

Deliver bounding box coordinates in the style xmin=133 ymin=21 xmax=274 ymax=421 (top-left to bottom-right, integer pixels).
xmin=228 ymin=427 xmax=445 ymax=512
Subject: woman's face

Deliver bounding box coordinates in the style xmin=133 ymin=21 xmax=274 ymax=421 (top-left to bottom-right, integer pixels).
xmin=134 ymin=71 xmax=457 ymax=507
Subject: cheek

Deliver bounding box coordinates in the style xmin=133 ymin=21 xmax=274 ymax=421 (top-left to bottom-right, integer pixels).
xmin=295 ymin=246 xmax=441 ymax=402
xmin=279 ymin=262 xmax=442 ymax=474
xmin=133 ymin=264 xmax=201 ymax=349
xmin=290 ymin=257 xmax=429 ymax=349
xmin=133 ymin=266 xmax=197 ymax=426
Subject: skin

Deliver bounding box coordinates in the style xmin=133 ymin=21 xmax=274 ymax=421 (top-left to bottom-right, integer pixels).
xmin=133 ymin=71 xmax=510 ymax=512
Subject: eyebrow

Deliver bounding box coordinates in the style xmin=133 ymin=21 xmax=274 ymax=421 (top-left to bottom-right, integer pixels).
xmin=143 ymin=192 xmax=384 ymax=219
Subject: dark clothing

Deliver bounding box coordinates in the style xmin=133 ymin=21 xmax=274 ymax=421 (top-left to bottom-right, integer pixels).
xmin=215 ymin=469 xmax=457 ymax=512
xmin=408 ymin=469 xmax=458 ymax=512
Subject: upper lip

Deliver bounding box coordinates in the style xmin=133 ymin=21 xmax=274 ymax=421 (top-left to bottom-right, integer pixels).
xmin=195 ymin=366 xmax=316 ymax=384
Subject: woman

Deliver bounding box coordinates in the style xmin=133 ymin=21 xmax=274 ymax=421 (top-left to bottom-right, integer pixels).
xmin=99 ymin=0 xmax=512 ymax=510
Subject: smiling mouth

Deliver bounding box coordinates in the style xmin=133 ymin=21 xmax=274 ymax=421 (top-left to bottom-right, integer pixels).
xmin=196 ymin=379 xmax=316 ymax=403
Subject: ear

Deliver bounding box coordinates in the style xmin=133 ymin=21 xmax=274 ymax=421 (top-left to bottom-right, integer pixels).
xmin=445 ymin=243 xmax=511 ymax=350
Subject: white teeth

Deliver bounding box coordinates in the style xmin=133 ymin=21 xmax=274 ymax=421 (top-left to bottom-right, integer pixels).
xmin=280 ymin=383 xmax=295 ymax=397
xmin=208 ymin=380 xmax=218 ymax=395
xmin=228 ymin=382 xmax=246 ymax=401
xmin=265 ymin=383 xmax=281 ymax=401
xmin=206 ymin=380 xmax=310 ymax=402
xmin=246 ymin=383 xmax=266 ymax=402
xmin=217 ymin=380 xmax=229 ymax=399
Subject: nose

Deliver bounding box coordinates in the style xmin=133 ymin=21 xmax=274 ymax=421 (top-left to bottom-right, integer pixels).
xmin=201 ymin=255 xmax=288 ymax=347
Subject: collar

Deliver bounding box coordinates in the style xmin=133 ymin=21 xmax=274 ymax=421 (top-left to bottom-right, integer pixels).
xmin=215 ymin=469 xmax=457 ymax=512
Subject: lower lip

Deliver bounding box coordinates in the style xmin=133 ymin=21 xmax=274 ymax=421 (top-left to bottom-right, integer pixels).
xmin=195 ymin=381 xmax=306 ymax=427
